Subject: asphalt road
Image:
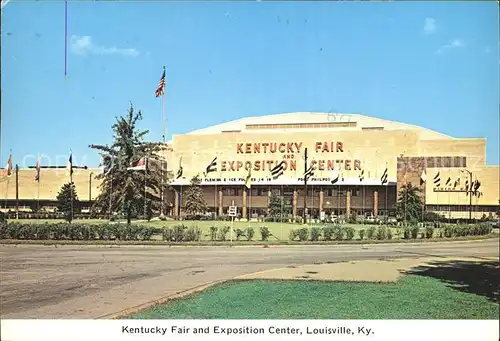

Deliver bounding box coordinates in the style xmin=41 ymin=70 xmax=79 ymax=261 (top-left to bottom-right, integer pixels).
xmin=1 ymin=239 xmax=498 ymax=319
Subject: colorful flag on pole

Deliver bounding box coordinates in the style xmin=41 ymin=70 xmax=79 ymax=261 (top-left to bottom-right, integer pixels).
xmin=270 ymin=161 xmax=285 ymax=180
xmin=245 ymin=167 xmax=252 ymax=189
xmin=5 ymin=153 xmax=12 ymax=177
xmin=445 ymin=177 xmax=451 ymax=186
xmin=433 ymin=171 xmax=441 ymax=187
xmin=381 ymin=167 xmax=388 ymax=185
xmin=420 ymin=169 xmax=427 ymax=186
xmin=304 ymin=165 xmax=314 ymax=181
xmin=34 ymin=156 xmax=41 ymax=182
xmin=155 ymin=68 xmax=166 ymax=98
xmin=66 ymin=153 xmax=73 ymax=177
xmin=176 ymin=157 xmax=183 ymax=179
xmin=330 ymin=170 xmax=340 ymax=184
xmin=204 ymin=157 xmax=217 ymax=176
xmin=127 ymin=157 xmax=147 ymax=171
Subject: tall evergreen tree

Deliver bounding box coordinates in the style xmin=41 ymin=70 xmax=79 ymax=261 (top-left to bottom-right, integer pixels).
xmin=268 ymin=192 xmax=283 ymax=221
xmin=396 ymin=183 xmax=423 ymax=223
xmin=184 ymin=175 xmax=207 ymax=215
xmin=56 ymin=182 xmax=80 ymax=223
xmin=89 ymin=103 xmax=167 ymax=224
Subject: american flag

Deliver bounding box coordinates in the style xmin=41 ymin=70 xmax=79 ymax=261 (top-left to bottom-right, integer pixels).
xmin=155 ymin=69 xmax=166 ymax=98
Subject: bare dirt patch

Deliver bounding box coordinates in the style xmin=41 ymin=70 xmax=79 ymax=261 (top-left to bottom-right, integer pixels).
xmin=234 ymin=256 xmax=499 ymax=283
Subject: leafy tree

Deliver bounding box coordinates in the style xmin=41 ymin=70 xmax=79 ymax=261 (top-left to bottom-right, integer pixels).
xmin=396 ymin=183 xmax=422 ymax=224
xmin=184 ymin=175 xmax=207 ymax=215
xmin=89 ymin=103 xmax=167 ymax=224
xmin=268 ymin=192 xmax=283 ymax=221
xmin=56 ymin=182 xmax=80 ymax=223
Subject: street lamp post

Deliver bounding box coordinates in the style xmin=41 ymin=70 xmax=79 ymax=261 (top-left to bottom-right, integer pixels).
xmin=460 ymin=169 xmax=473 ymax=222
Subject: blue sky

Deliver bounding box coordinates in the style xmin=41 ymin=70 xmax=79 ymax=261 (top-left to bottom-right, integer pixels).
xmin=1 ymin=1 xmax=499 ymax=168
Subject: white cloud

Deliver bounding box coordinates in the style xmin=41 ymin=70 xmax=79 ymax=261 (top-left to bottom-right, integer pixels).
xmin=436 ymin=38 xmax=465 ymax=54
xmin=70 ymin=35 xmax=139 ymax=57
xmin=423 ymin=18 xmax=437 ymax=35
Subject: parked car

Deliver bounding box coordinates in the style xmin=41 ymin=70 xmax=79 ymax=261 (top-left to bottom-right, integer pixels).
xmin=387 ymin=216 xmax=398 ymax=225
xmin=365 ymin=216 xmax=376 ymax=224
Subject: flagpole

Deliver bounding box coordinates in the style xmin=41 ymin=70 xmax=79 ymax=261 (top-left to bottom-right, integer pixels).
xmin=69 ymin=151 xmax=73 ymax=223
xmin=15 ymin=164 xmax=19 ymax=220
xmin=311 ymin=185 xmax=314 ymax=226
xmin=422 ymin=178 xmax=425 ymax=225
xmin=385 ymin=183 xmax=388 ymax=227
xmin=64 ymin=0 xmax=68 ymax=78
xmin=162 ymin=67 xmax=166 ymax=144
xmin=448 ymin=191 xmax=451 ymax=223
xmin=37 ymin=155 xmax=40 ymax=219
xmin=5 ymin=176 xmax=9 ymax=214
xmin=248 ymin=186 xmax=251 ymax=227
xmin=37 ymin=179 xmax=40 ymax=219
xmin=144 ymin=158 xmax=147 ymax=220
xmin=109 ymin=173 xmax=113 ymax=220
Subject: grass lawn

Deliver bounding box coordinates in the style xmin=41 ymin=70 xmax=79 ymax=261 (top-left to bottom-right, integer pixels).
xmin=131 ymin=276 xmax=499 ymax=319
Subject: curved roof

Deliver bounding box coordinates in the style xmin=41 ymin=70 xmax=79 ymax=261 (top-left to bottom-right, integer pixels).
xmin=183 ymin=112 xmax=453 ymax=140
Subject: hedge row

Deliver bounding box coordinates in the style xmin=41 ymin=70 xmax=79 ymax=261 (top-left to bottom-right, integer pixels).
xmin=289 ymin=226 xmax=358 ymax=241
xmin=439 ymin=224 xmax=493 ymax=238
xmin=0 ymin=222 xmax=493 ymax=242
xmin=0 ymin=222 xmax=161 ymax=241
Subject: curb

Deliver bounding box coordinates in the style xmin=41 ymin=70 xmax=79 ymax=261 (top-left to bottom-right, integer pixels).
xmin=97 ymin=279 xmax=230 ymax=319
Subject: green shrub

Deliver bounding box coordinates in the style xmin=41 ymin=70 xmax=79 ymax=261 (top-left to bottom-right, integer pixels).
xmin=387 ymin=228 xmax=393 ymax=240
xmin=444 ymin=226 xmax=454 ymax=238
xmin=162 ymin=227 xmax=173 ymax=241
xmin=0 ymin=222 xmax=7 ymax=239
xmin=376 ymin=226 xmax=387 ymax=240
xmin=343 ymin=226 xmax=355 ymax=240
xmin=403 ymin=227 xmax=411 ymax=239
xmin=359 ymin=229 xmax=365 ymax=240
xmin=95 ymin=224 xmax=110 ymax=240
xmin=18 ymin=224 xmax=35 ymax=239
xmin=53 ymin=223 xmax=68 ymax=240
xmin=333 ymin=225 xmax=344 ymax=241
xmin=235 ymin=229 xmax=246 ymax=241
xmin=298 ymin=228 xmax=309 ymax=241
xmin=245 ymin=227 xmax=255 ymax=241
xmin=367 ymin=226 xmax=377 ymax=240
xmin=218 ymin=226 xmax=231 ymax=241
xmin=139 ymin=227 xmax=155 ymax=241
xmin=68 ymin=224 xmax=83 ymax=240
xmin=185 ymin=226 xmax=201 ymax=242
xmin=81 ymin=225 xmax=96 ymax=240
xmin=478 ymin=223 xmax=492 ymax=235
xmin=323 ymin=226 xmax=335 ymax=241
xmin=425 ymin=226 xmax=434 ymax=239
xmin=260 ymin=226 xmax=271 ymax=241
xmin=172 ymin=224 xmax=187 ymax=242
xmin=289 ymin=229 xmax=299 ymax=241
xmin=310 ymin=227 xmax=322 ymax=241
xmin=209 ymin=226 xmax=217 ymax=241
xmin=410 ymin=226 xmax=419 ymax=239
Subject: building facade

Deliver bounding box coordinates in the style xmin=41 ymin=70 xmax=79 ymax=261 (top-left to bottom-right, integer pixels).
xmin=1 ymin=113 xmax=499 ymax=220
